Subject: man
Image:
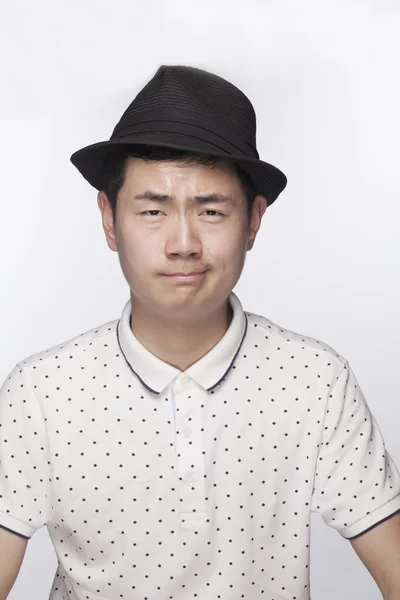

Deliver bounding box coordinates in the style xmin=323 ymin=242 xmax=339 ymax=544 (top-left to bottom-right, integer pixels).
xmin=1 ymin=65 xmax=400 ymax=600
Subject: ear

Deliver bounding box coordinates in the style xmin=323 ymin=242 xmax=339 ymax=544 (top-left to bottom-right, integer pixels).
xmin=97 ymin=191 xmax=118 ymax=252
xmin=247 ymin=194 xmax=268 ymax=251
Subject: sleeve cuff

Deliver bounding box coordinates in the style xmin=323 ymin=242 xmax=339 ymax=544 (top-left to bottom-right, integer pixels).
xmin=0 ymin=512 xmax=36 ymax=539
xmin=341 ymin=494 xmax=400 ymax=539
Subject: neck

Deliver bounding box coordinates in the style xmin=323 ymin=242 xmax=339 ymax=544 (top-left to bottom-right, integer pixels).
xmin=130 ymin=298 xmax=233 ymax=372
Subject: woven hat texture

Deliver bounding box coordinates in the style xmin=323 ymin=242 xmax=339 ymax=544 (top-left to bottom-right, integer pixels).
xmin=70 ymin=65 xmax=287 ymax=206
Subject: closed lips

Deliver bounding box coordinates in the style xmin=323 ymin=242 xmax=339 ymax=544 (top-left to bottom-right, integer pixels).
xmin=165 ymin=271 xmax=206 ymax=275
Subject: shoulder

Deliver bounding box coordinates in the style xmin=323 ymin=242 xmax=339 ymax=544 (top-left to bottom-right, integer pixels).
xmin=244 ymin=308 xmax=348 ymax=369
xmin=14 ymin=316 xmax=119 ymax=377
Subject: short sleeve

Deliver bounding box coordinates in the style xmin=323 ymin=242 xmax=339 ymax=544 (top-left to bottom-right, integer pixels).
xmin=0 ymin=364 xmax=51 ymax=538
xmin=311 ymin=360 xmax=400 ymax=539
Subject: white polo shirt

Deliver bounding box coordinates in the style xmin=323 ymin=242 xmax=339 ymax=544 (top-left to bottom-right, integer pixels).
xmin=1 ymin=291 xmax=400 ymax=600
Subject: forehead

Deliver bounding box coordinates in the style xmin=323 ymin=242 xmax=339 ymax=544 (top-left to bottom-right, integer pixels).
xmin=123 ymin=156 xmax=241 ymax=189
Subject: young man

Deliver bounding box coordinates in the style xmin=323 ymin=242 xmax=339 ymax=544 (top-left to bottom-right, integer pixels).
xmin=1 ymin=65 xmax=400 ymax=600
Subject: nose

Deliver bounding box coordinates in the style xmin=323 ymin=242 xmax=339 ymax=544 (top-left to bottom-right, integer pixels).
xmin=164 ymin=217 xmax=203 ymax=258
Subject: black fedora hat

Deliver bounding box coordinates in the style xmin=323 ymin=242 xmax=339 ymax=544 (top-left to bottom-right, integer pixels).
xmin=70 ymin=64 xmax=287 ymax=206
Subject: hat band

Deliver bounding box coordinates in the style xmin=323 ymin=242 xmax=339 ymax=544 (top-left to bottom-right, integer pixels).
xmin=112 ymin=107 xmax=259 ymax=159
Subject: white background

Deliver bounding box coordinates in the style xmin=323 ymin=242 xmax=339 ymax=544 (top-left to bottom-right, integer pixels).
xmin=1 ymin=1 xmax=399 ymax=598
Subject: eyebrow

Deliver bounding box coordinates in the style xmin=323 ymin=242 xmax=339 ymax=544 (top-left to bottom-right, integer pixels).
xmin=133 ymin=191 xmax=235 ymax=205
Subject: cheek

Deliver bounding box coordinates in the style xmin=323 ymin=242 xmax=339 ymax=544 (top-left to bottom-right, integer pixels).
xmin=208 ymin=232 xmax=247 ymax=271
xmin=120 ymin=238 xmax=152 ymax=268
xmin=114 ymin=221 xmax=139 ymax=262
xmin=216 ymin=224 xmax=247 ymax=253
xmin=116 ymin=216 xmax=141 ymax=252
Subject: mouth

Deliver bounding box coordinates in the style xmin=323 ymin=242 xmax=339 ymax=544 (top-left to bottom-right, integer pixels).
xmin=163 ymin=270 xmax=208 ymax=281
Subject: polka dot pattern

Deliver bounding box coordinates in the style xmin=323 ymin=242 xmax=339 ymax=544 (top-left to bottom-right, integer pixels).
xmin=1 ymin=291 xmax=400 ymax=600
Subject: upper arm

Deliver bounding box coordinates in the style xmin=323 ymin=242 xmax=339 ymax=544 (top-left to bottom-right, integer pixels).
xmin=0 ymin=527 xmax=28 ymax=600
xmin=311 ymin=361 xmax=400 ymax=539
xmin=0 ymin=365 xmax=50 ymax=539
xmin=350 ymin=511 xmax=400 ymax=598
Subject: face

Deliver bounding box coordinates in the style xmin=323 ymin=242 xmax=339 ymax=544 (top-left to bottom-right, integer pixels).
xmin=98 ymin=157 xmax=267 ymax=323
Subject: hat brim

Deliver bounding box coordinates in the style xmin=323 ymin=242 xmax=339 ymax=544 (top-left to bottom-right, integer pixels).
xmin=70 ymin=133 xmax=287 ymax=206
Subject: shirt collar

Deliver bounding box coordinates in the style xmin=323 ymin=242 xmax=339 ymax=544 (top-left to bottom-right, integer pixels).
xmin=116 ymin=291 xmax=248 ymax=395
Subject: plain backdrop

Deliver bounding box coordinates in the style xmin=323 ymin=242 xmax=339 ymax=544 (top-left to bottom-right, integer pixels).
xmin=1 ymin=1 xmax=399 ymax=599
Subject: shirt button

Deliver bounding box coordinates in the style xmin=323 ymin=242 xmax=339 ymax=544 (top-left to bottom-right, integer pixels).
xmin=182 ymin=426 xmax=192 ymax=438
xmin=183 ymin=473 xmax=195 ymax=486
xmin=173 ymin=373 xmax=191 ymax=393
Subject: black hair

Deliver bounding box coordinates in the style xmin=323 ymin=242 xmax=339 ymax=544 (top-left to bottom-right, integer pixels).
xmin=100 ymin=145 xmax=257 ymax=225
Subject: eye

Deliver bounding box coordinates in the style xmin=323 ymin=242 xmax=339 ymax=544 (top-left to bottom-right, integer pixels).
xmin=141 ymin=210 xmax=161 ymax=216
xmin=204 ymin=210 xmax=224 ymax=217
xmin=141 ymin=210 xmax=224 ymax=217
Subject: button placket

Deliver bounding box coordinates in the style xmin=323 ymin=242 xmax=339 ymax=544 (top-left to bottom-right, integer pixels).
xmin=172 ymin=374 xmax=207 ymax=525
xmin=182 ymin=425 xmax=193 ymax=438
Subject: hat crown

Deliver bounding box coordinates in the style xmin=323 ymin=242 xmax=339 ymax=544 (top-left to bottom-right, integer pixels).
xmin=113 ymin=65 xmax=257 ymax=148
xmin=70 ymin=64 xmax=287 ymax=206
